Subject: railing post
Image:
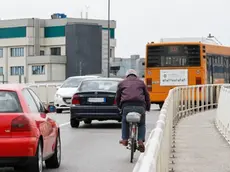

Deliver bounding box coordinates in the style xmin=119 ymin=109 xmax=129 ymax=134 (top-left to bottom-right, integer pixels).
xmin=196 ymin=86 xmax=200 ymax=113
xmin=210 ymin=86 xmax=213 ymax=109
xmin=201 ymin=86 xmax=205 ymax=112
xmin=192 ymin=87 xmax=195 ymax=114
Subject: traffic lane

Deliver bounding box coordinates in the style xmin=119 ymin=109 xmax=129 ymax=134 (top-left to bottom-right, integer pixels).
xmin=46 ymin=107 xmax=160 ymax=172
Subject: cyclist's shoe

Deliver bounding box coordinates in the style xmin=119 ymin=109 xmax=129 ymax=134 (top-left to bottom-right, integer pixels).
xmin=119 ymin=140 xmax=128 ymax=146
xmin=138 ymin=141 xmax=145 ymax=153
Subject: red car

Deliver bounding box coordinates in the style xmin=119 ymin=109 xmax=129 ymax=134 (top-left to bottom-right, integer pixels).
xmin=0 ymin=84 xmax=61 ymax=172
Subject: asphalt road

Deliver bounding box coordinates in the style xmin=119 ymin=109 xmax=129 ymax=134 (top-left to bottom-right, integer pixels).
xmin=0 ymin=104 xmax=160 ymax=172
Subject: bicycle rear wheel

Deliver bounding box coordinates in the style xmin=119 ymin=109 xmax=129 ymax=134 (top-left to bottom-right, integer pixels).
xmin=130 ymin=137 xmax=135 ymax=163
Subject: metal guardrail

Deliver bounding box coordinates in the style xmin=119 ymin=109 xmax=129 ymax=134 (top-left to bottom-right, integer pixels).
xmin=215 ymin=85 xmax=230 ymax=145
xmin=133 ymin=84 xmax=224 ymax=172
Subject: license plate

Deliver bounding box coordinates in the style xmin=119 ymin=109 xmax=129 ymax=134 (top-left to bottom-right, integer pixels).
xmin=88 ymin=98 xmax=105 ymax=103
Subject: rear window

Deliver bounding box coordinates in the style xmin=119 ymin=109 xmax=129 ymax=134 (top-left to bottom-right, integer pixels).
xmin=0 ymin=91 xmax=22 ymax=113
xmin=79 ymin=80 xmax=119 ymax=92
xmin=61 ymin=77 xmax=97 ymax=88
xmin=61 ymin=78 xmax=83 ymax=88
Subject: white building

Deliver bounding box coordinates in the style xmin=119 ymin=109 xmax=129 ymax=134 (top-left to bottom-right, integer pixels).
xmin=0 ymin=15 xmax=116 ymax=83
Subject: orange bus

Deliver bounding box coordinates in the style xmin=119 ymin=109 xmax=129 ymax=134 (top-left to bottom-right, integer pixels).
xmin=145 ymin=40 xmax=230 ymax=109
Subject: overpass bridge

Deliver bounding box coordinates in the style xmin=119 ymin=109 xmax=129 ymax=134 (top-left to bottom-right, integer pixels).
xmin=1 ymin=82 xmax=230 ymax=172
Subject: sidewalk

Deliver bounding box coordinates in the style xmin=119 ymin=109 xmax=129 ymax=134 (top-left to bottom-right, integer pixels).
xmin=171 ymin=110 xmax=230 ymax=172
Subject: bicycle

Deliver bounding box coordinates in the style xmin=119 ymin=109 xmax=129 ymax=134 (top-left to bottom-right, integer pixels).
xmin=126 ymin=112 xmax=142 ymax=163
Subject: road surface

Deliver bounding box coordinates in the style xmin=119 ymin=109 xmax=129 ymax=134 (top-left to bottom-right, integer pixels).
xmin=0 ymin=104 xmax=160 ymax=172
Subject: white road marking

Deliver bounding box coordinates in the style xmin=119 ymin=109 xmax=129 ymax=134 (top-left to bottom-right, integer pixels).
xmin=59 ymin=122 xmax=70 ymax=127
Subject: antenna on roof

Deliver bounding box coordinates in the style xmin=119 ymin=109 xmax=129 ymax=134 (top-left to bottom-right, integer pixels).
xmin=85 ymin=5 xmax=89 ymax=19
xmin=207 ymin=33 xmax=222 ymax=45
xmin=80 ymin=10 xmax=83 ymax=18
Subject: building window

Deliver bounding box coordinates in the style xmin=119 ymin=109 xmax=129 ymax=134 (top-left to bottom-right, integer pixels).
xmin=40 ymin=50 xmax=45 ymax=55
xmin=0 ymin=48 xmax=2 ymax=57
xmin=11 ymin=48 xmax=24 ymax=57
xmin=50 ymin=47 xmax=61 ymax=55
xmin=32 ymin=65 xmax=45 ymax=75
xmin=10 ymin=66 xmax=24 ymax=75
xmin=109 ymin=49 xmax=112 ymax=57
xmin=0 ymin=67 xmax=3 ymax=74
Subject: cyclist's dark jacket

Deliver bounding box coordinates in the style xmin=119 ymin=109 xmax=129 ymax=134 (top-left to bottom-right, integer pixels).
xmin=115 ymin=75 xmax=151 ymax=111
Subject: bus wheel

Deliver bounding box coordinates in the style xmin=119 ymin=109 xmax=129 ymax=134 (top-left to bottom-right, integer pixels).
xmin=159 ymin=103 xmax=164 ymax=109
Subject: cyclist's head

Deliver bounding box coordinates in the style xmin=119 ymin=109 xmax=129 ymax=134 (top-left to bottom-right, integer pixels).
xmin=125 ymin=69 xmax=138 ymax=78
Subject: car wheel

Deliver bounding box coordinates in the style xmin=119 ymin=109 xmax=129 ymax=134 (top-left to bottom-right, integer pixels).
xmin=159 ymin=103 xmax=163 ymax=110
xmin=14 ymin=166 xmax=25 ymax=171
xmin=56 ymin=109 xmax=62 ymax=113
xmin=26 ymin=140 xmax=43 ymax=172
xmin=84 ymin=119 xmax=92 ymax=124
xmin=70 ymin=119 xmax=80 ymax=128
xmin=45 ymin=133 xmax=61 ymax=168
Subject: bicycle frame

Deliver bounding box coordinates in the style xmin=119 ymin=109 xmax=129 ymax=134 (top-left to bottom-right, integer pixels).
xmin=129 ymin=122 xmax=138 ymax=140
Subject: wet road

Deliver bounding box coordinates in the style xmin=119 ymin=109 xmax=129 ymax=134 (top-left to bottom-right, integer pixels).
xmin=0 ymin=104 xmax=160 ymax=172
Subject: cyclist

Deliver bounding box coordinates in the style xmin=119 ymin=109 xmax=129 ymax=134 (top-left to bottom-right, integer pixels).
xmin=115 ymin=69 xmax=151 ymax=153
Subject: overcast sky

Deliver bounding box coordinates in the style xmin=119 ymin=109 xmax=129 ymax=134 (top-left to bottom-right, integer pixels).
xmin=1 ymin=0 xmax=229 ymax=58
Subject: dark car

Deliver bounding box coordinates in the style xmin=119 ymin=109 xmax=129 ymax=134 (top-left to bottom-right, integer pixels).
xmin=70 ymin=78 xmax=123 ymax=128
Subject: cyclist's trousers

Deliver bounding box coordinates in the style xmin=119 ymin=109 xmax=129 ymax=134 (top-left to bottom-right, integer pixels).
xmin=121 ymin=105 xmax=146 ymax=141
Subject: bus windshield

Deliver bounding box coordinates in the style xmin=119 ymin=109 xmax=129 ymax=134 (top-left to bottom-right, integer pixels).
xmin=147 ymin=44 xmax=201 ymax=67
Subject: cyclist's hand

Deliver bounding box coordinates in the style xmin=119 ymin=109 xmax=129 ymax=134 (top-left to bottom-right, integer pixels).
xmin=118 ymin=108 xmax=122 ymax=114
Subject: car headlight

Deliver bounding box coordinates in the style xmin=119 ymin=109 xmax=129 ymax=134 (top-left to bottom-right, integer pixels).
xmin=55 ymin=94 xmax=62 ymax=98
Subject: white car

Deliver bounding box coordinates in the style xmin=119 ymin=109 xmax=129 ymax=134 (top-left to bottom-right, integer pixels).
xmin=54 ymin=75 xmax=100 ymax=113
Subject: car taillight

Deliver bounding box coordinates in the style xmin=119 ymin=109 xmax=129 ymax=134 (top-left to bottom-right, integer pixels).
xmin=11 ymin=115 xmax=31 ymax=132
xmin=72 ymin=94 xmax=80 ymax=104
xmin=113 ymin=99 xmax=117 ymax=105
xmin=146 ymin=78 xmax=152 ymax=92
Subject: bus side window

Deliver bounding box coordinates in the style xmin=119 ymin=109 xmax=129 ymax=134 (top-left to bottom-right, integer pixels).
xmin=220 ymin=56 xmax=224 ymax=79
xmin=228 ymin=56 xmax=230 ymax=83
xmin=213 ymin=56 xmax=217 ymax=79
xmin=226 ymin=58 xmax=229 ymax=83
xmin=206 ymin=56 xmax=212 ymax=84
xmin=223 ymin=57 xmax=227 ymax=82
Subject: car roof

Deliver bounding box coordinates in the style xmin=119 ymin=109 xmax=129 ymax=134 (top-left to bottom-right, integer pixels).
xmin=67 ymin=75 xmax=100 ymax=79
xmin=81 ymin=77 xmax=123 ymax=82
xmin=0 ymin=84 xmax=27 ymax=92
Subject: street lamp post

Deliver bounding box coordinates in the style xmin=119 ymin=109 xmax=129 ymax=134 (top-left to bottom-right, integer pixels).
xmin=107 ymin=0 xmax=111 ymax=78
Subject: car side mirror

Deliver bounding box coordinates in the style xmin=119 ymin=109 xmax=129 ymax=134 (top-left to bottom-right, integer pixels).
xmin=56 ymin=86 xmax=60 ymax=90
xmin=47 ymin=105 xmax=56 ymax=113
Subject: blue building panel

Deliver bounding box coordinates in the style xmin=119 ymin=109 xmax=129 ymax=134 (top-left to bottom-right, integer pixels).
xmin=0 ymin=27 xmax=26 ymax=39
xmin=44 ymin=26 xmax=65 ymax=38
xmin=44 ymin=25 xmax=115 ymax=38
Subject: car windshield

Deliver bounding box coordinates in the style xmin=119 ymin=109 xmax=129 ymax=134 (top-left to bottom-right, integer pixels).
xmin=79 ymin=80 xmax=119 ymax=92
xmin=61 ymin=78 xmax=84 ymax=88
xmin=0 ymin=91 xmax=23 ymax=113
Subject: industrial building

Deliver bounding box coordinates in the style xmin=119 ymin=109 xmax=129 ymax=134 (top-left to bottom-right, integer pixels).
xmin=0 ymin=13 xmax=116 ymax=83
xmin=110 ymin=55 xmax=145 ymax=78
